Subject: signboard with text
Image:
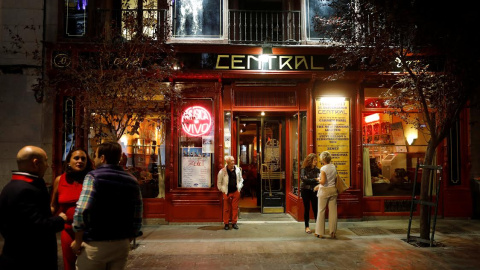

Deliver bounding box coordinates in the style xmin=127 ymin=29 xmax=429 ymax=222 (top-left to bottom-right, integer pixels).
xmin=315 ymin=98 xmax=351 ymax=186
xmin=181 ymin=147 xmax=211 ymax=188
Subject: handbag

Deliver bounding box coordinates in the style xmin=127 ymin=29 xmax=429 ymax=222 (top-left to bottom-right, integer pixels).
xmin=335 ymin=173 xmax=348 ymax=194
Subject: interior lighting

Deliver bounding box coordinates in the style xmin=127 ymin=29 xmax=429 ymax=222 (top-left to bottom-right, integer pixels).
xmin=320 ymin=97 xmax=345 ymax=103
xmin=261 ymin=112 xmax=265 ymax=116
xmin=365 ymin=113 xmax=380 ymax=123
xmin=260 ymin=45 xmax=273 ymax=62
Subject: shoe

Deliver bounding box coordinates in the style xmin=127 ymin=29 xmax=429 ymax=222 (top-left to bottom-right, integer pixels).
xmin=305 ymin=227 xmax=312 ymax=234
xmin=314 ymin=234 xmax=324 ymax=239
xmin=224 ymin=224 xmax=229 ymax=230
xmin=330 ymin=232 xmax=336 ymax=239
xmin=232 ymin=223 xmax=239 ymax=230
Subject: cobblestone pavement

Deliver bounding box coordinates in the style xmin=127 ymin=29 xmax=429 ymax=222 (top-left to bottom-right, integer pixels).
xmin=2 ymin=214 xmax=480 ymax=269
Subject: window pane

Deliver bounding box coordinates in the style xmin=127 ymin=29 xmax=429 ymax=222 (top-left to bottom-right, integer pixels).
xmin=173 ymin=0 xmax=223 ymax=38
xmin=65 ymin=0 xmax=88 ymax=37
xmin=363 ymin=112 xmax=431 ymax=197
xmin=88 ymin=114 xmax=167 ymax=199
xmin=305 ymin=0 xmax=334 ymax=40
xmin=178 ymin=100 xmax=215 ymax=188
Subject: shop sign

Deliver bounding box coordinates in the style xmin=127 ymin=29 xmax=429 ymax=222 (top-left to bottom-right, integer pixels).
xmin=316 ymin=97 xmax=351 ymax=186
xmin=215 ymin=54 xmax=329 ymax=70
xmin=181 ymin=106 xmax=212 ymax=137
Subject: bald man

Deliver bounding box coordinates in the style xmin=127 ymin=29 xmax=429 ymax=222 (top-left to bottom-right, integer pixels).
xmin=0 ymin=146 xmax=67 ymax=270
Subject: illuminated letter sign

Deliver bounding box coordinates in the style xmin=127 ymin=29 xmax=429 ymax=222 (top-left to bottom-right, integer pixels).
xmin=181 ymin=106 xmax=212 ymax=137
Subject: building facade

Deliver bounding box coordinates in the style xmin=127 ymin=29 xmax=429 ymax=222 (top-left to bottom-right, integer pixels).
xmin=1 ymin=0 xmax=476 ymax=222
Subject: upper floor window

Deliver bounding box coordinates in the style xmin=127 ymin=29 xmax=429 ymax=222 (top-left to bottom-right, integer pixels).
xmin=120 ymin=0 xmax=167 ymax=40
xmin=305 ymin=0 xmax=334 ymax=41
xmin=172 ymin=0 xmax=223 ymax=38
xmin=65 ymin=0 xmax=88 ymax=37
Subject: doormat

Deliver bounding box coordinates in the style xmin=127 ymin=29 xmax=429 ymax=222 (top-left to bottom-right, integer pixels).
xmin=348 ymin=227 xmax=390 ymax=236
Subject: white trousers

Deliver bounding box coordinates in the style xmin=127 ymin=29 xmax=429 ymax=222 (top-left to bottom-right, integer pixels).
xmin=315 ymin=186 xmax=338 ymax=236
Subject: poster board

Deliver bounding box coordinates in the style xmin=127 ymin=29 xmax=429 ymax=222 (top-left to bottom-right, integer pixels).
xmin=181 ymin=147 xmax=211 ymax=188
xmin=315 ymin=98 xmax=351 ymax=186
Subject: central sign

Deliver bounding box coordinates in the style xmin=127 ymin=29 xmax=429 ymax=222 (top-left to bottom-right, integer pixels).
xmin=181 ymin=106 xmax=212 ymax=137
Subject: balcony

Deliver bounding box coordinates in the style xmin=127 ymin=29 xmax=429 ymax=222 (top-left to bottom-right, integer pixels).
xmin=229 ymin=10 xmax=302 ymax=45
xmin=91 ymin=9 xmax=302 ymax=44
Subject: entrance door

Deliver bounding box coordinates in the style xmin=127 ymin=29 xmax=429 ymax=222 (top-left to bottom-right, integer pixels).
xmin=236 ymin=116 xmax=286 ymax=213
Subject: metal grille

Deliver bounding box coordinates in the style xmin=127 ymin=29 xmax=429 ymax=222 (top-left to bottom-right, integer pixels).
xmin=234 ymin=90 xmax=297 ymax=107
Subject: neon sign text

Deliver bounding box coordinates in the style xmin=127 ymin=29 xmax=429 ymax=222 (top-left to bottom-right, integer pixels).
xmin=181 ymin=106 xmax=212 ymax=137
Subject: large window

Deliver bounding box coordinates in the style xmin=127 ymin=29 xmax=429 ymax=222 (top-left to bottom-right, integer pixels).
xmin=120 ymin=0 xmax=168 ymax=40
xmin=178 ymin=99 xmax=215 ymax=188
xmin=363 ymin=88 xmax=431 ymax=197
xmin=289 ymin=112 xmax=307 ymax=196
xmin=65 ymin=0 xmax=88 ymax=37
xmin=172 ymin=0 xmax=223 ymax=38
xmin=305 ymin=0 xmax=334 ymax=41
xmin=87 ymin=114 xmax=167 ymax=199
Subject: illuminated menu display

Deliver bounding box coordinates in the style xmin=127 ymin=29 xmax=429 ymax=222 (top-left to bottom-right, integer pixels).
xmin=315 ymin=98 xmax=351 ymax=186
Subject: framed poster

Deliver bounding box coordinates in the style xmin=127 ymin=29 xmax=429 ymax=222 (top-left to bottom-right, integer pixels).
xmin=181 ymin=147 xmax=211 ymax=188
xmin=315 ymin=97 xmax=351 ymax=186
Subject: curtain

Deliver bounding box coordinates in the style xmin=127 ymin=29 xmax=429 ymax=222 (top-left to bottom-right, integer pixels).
xmin=363 ymin=147 xmax=373 ymax=196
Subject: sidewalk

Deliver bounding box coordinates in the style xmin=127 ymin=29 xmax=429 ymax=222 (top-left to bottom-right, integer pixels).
xmin=2 ymin=213 xmax=480 ymax=269
xmin=125 ymin=214 xmax=480 ymax=269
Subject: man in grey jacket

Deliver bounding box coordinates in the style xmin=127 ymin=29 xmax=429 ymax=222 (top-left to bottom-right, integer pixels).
xmin=217 ymin=156 xmax=243 ymax=230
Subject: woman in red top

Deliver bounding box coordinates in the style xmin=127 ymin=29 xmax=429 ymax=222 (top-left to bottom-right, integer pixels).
xmin=51 ymin=148 xmax=94 ymax=270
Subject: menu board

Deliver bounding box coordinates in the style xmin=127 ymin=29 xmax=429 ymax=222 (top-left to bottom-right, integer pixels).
xmin=181 ymin=147 xmax=211 ymax=188
xmin=315 ymin=98 xmax=351 ymax=186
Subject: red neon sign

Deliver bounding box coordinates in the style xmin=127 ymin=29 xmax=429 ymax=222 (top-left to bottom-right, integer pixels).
xmin=181 ymin=106 xmax=212 ymax=137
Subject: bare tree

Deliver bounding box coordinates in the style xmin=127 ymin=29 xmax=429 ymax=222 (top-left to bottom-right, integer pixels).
xmin=314 ymin=0 xmax=480 ymax=241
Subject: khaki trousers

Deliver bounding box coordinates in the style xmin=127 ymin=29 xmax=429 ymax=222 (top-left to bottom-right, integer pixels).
xmin=315 ymin=186 xmax=338 ymax=236
xmin=76 ymin=238 xmax=130 ymax=270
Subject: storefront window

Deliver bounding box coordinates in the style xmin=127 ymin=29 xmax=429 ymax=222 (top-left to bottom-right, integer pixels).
xmin=88 ymin=114 xmax=167 ymax=199
xmin=289 ymin=112 xmax=307 ymax=196
xmin=224 ymin=111 xmax=232 ymax=156
xmin=178 ymin=100 xmax=215 ymax=188
xmin=362 ymin=111 xmax=429 ymax=196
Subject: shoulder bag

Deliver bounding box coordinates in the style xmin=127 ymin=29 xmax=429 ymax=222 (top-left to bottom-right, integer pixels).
xmin=336 ymin=172 xmax=348 ymax=194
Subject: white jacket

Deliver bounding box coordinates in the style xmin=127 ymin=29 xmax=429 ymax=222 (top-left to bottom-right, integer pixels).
xmin=217 ymin=165 xmax=244 ymax=194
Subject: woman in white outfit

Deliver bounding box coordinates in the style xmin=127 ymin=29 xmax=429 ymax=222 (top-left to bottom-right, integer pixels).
xmin=314 ymin=151 xmax=338 ymax=239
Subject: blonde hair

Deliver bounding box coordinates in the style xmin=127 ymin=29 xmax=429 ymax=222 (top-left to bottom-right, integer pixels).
xmin=319 ymin=151 xmax=332 ymax=164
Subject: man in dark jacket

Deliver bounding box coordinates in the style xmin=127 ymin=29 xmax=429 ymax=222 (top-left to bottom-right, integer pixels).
xmin=71 ymin=142 xmax=142 ymax=269
xmin=0 ymin=146 xmax=67 ymax=270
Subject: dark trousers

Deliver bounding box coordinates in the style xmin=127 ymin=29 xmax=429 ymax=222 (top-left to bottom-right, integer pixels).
xmin=301 ymin=188 xmax=318 ymax=228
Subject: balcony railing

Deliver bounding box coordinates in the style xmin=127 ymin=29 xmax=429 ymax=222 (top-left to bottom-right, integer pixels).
xmin=228 ymin=10 xmax=302 ymax=44
xmin=92 ymin=9 xmax=301 ymax=44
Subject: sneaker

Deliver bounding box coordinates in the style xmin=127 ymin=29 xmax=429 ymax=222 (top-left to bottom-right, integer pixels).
xmin=232 ymin=223 xmax=239 ymax=230
xmin=224 ymin=224 xmax=229 ymax=230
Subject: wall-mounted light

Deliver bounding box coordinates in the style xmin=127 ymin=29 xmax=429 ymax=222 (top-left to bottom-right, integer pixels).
xmin=260 ymin=45 xmax=273 ymax=62
xmin=320 ymin=97 xmax=345 ymax=103
xmin=406 ymin=128 xmax=418 ymax=145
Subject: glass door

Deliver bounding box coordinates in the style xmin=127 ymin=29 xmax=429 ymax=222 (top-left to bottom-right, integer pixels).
xmin=236 ymin=116 xmax=286 ymax=213
xmin=261 ymin=119 xmax=285 ymax=213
